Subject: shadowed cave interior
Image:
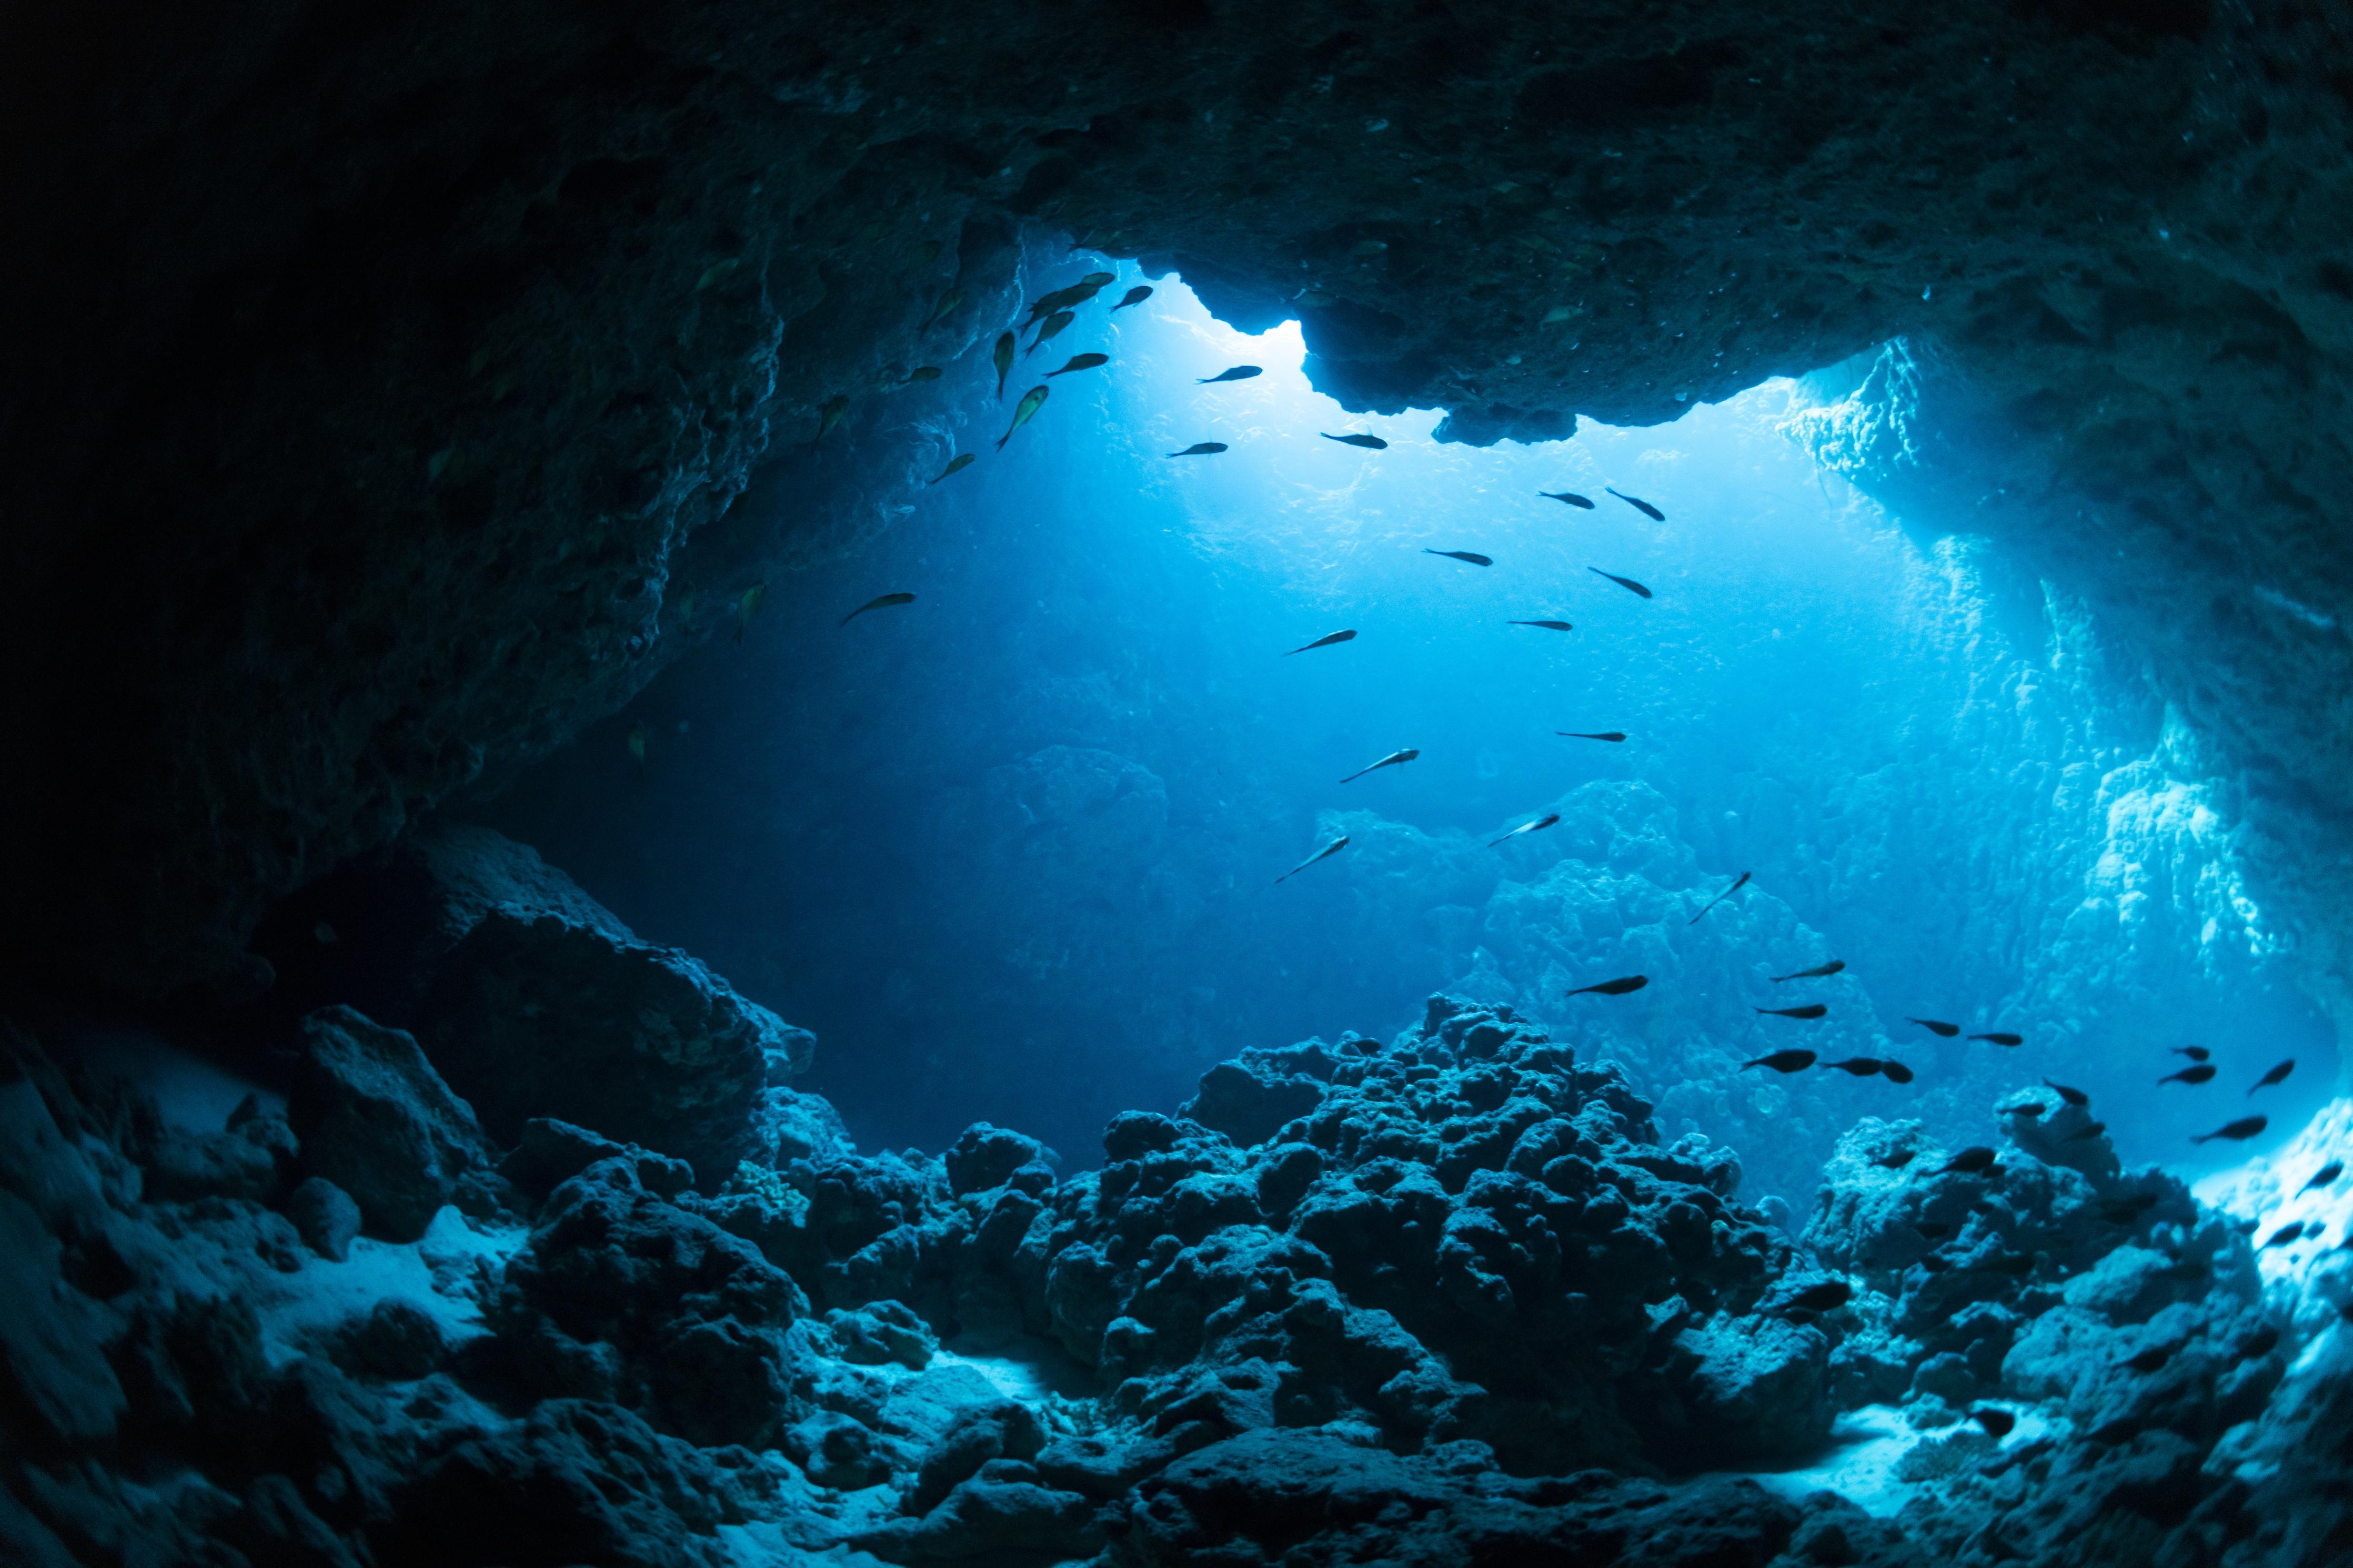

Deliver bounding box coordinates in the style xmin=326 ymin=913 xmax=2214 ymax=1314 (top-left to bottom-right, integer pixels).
xmin=7 ymin=5 xmax=2353 ymax=1567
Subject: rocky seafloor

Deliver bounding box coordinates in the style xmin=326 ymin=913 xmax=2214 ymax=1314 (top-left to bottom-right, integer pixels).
xmin=5 ymin=824 xmax=2348 ymax=1567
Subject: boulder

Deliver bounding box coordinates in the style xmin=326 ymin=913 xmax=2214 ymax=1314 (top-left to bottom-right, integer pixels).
xmin=287 ymin=1007 xmax=494 ymax=1242
xmin=284 ymin=1177 xmax=363 ymax=1261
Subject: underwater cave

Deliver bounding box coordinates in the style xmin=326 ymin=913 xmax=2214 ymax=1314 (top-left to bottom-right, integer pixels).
xmin=6 ymin=4 xmax=2353 ymax=1566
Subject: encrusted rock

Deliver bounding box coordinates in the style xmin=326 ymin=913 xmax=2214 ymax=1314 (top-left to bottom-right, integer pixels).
xmin=286 ymin=1006 xmax=497 ymax=1242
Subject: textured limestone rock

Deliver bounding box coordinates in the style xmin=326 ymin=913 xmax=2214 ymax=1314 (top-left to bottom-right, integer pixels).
xmin=287 ymin=1006 xmax=498 ymax=1242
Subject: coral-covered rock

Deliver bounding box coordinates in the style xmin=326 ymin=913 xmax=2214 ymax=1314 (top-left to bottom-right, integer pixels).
xmin=283 ymin=1176 xmax=363 ymax=1262
xmin=287 ymin=1007 xmax=496 ymax=1242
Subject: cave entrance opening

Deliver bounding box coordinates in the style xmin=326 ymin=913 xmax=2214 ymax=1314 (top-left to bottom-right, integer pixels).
xmin=477 ymin=270 xmax=2338 ymax=1210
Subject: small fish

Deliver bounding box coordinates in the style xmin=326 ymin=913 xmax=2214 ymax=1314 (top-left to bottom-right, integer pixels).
xmin=2066 ymin=1121 xmax=2109 ymax=1142
xmin=1781 ymin=1281 xmax=1851 ymax=1313
xmin=734 ymin=582 xmax=767 ymax=643
xmin=1972 ymin=1408 xmax=2016 ymax=1440
xmin=1285 ymin=629 xmax=1358 ymax=656
xmin=1045 ymin=353 xmax=1108 ymax=377
xmin=1340 ymin=748 xmax=1419 ymax=784
xmin=1489 ymin=812 xmax=1561 ymax=848
xmin=2044 ymin=1079 xmax=2089 ymax=1108
xmin=2249 ymin=1059 xmax=2295 ymax=1094
xmin=816 ymin=394 xmax=849 ymax=440
xmin=1908 ymin=1018 xmax=1960 ymax=1038
xmin=1540 ymin=490 xmax=1596 ymax=509
xmin=924 ymin=288 xmax=963 ymax=326
xmin=2120 ymin=1343 xmax=2175 ymax=1374
xmin=1199 ymin=365 xmax=1263 ymax=383
xmin=993 ymin=332 xmax=1016 ymax=399
xmin=1588 ymin=567 xmax=1653 ymax=598
xmin=1939 ymin=1146 xmax=1998 ymax=1176
xmin=2006 ymin=1102 xmax=2047 ymax=1119
xmin=928 ymin=452 xmax=976 ymax=485
xmin=1881 ymin=1060 xmax=1916 ymax=1084
xmin=1025 ymin=310 xmax=1075 ymax=356
xmin=2099 ymin=1192 xmax=2160 ymax=1222
xmin=1510 ymin=620 xmax=1574 ymax=632
xmin=841 ymin=592 xmax=914 ymax=626
xmin=998 ymin=386 xmax=1050 ymax=450
xmin=2261 ymin=1222 xmax=2306 ymax=1249
xmin=1606 ymin=487 xmax=1664 ymax=521
xmin=902 ymin=365 xmax=942 ymax=383
xmin=1426 ymin=549 xmax=1493 ymax=566
xmin=1971 ymin=1032 xmax=2025 ymax=1047
xmin=2193 ymin=1116 xmax=2268 ymax=1145
xmin=626 ymin=723 xmax=647 ymax=764
xmin=1873 ymin=1149 xmax=1916 ymax=1169
xmin=1743 ymin=1049 xmax=1817 ymax=1073
xmin=1824 ymin=1058 xmax=1883 ymax=1077
xmin=2159 ymin=1064 xmax=2217 ymax=1086
xmin=1772 ymin=959 xmax=1846 ymax=982
xmin=1112 ymin=285 xmax=1153 ymax=310
xmin=1169 ymin=442 xmax=1228 ymax=457
xmin=1077 ymin=270 xmax=1114 ymax=289
xmin=1690 ymin=870 xmax=1752 ymax=925
xmin=2300 ymin=1161 xmax=2344 ymax=1194
xmin=1755 ymin=1004 xmax=1828 ymax=1020
xmin=1275 ymin=835 xmax=1351 ymax=884
xmin=1567 ymin=975 xmax=1648 ymax=997
xmin=1915 ymin=1221 xmax=1952 ymax=1239
xmin=1323 ymin=432 xmax=1389 ymax=449
xmin=1557 ymin=731 xmax=1627 ymax=743
xmin=2174 ymin=1045 xmax=2210 ymax=1061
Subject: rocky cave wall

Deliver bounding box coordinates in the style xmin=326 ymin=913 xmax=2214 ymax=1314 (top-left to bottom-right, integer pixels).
xmin=7 ymin=1 xmax=2353 ymax=1020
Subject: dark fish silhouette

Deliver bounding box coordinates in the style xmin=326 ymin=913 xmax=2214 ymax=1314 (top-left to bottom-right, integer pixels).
xmin=1285 ymin=630 xmax=1357 ymax=656
xmin=2159 ymin=1065 xmax=2216 ymax=1086
xmin=816 ymin=394 xmax=849 ymax=440
xmin=1340 ymin=748 xmax=1419 ymax=784
xmin=2100 ymin=1192 xmax=2160 ymax=1222
xmin=2174 ymin=1046 xmax=2211 ymax=1061
xmin=2045 ymin=1079 xmax=2089 ymax=1108
xmin=734 ymin=582 xmax=767 ymax=644
xmin=2261 ymin=1222 xmax=2306 ymax=1249
xmin=1045 ymin=353 xmax=1108 ymax=377
xmin=1755 ymin=1004 xmax=1828 ymax=1020
xmin=2249 ymin=1059 xmax=2295 ymax=1094
xmin=1426 ymin=549 xmax=1493 ymax=566
xmin=1323 ymin=432 xmax=1389 ymax=449
xmin=1541 ymin=491 xmax=1596 ymax=509
xmin=1025 ymin=310 xmax=1075 ymax=356
xmin=1743 ymin=1050 xmax=1817 ymax=1073
xmin=841 ymin=592 xmax=914 ymax=626
xmin=1490 ymin=812 xmax=1561 ymax=847
xmin=1972 ymin=1033 xmax=2024 ymax=1047
xmin=1772 ymin=959 xmax=1846 ymax=982
xmin=1199 ymin=365 xmax=1262 ymax=383
xmin=902 ymin=365 xmax=942 ymax=383
xmin=1112 ymin=285 xmax=1153 ymax=310
xmin=993 ymin=332 xmax=1017 ymax=399
xmin=1972 ymin=1408 xmax=2016 ymax=1440
xmin=1510 ymin=620 xmax=1574 ymax=631
xmin=1915 ymin=1221 xmax=1952 ymax=1240
xmin=1568 ymin=975 xmax=1648 ymax=997
xmin=1881 ymin=1060 xmax=1916 ymax=1084
xmin=1781 ymin=1281 xmax=1851 ymax=1312
xmin=1690 ymin=871 xmax=1752 ymax=925
xmin=1824 ymin=1058 xmax=1883 ymax=1077
xmin=928 ymin=453 xmax=976 ymax=485
xmin=1557 ymin=731 xmax=1627 ymax=742
xmin=1276 ymin=835 xmax=1350 ymax=884
xmin=2066 ymin=1121 xmax=2109 ymax=1142
xmin=1908 ymin=1018 xmax=1960 ymax=1038
xmin=2006 ymin=1102 xmax=2047 ymax=1119
xmin=1588 ymin=567 xmax=1653 ymax=598
xmin=2300 ymin=1161 xmax=2344 ymax=1194
xmin=1606 ymin=487 xmax=1664 ymax=521
xmin=626 ymin=722 xmax=646 ymax=765
xmin=998 ymin=385 xmax=1049 ymax=450
xmin=2193 ymin=1116 xmax=2267 ymax=1145
xmin=1873 ymin=1149 xmax=1916 ymax=1169
xmin=1940 ymin=1146 xmax=1998 ymax=1176
xmin=2121 ymin=1343 xmax=2176 ymax=1374
xmin=1169 ymin=442 xmax=1228 ymax=457
xmin=925 ymin=288 xmax=964 ymax=326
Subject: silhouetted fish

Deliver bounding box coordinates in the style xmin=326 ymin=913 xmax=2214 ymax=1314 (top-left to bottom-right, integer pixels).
xmin=1915 ymin=1221 xmax=1952 ymax=1239
xmin=816 ymin=394 xmax=849 ymax=440
xmin=1606 ymin=487 xmax=1664 ymax=521
xmin=1873 ymin=1149 xmax=1916 ymax=1169
xmin=993 ymin=332 xmax=1016 ymax=399
xmin=2159 ymin=1065 xmax=2216 ymax=1086
xmin=2300 ymin=1161 xmax=2343 ymax=1194
xmin=2005 ymin=1102 xmax=2047 ymax=1118
xmin=928 ymin=453 xmax=976 ymax=485
xmin=1567 ymin=975 xmax=1648 ymax=997
xmin=1541 ymin=490 xmax=1596 ymax=508
xmin=1690 ymin=871 xmax=1752 ymax=925
xmin=1972 ymin=1408 xmax=2016 ymax=1439
xmin=841 ymin=592 xmax=914 ymax=626
xmin=1025 ymin=310 xmax=1075 ymax=356
xmin=2067 ymin=1121 xmax=2108 ymax=1142
xmin=1557 ymin=731 xmax=1627 ymax=742
xmin=1824 ymin=1058 xmax=1883 ymax=1076
xmin=1112 ymin=285 xmax=1153 ymax=311
xmin=1489 ymin=812 xmax=1561 ymax=847
xmin=1772 ymin=959 xmax=1846 ymax=982
xmin=1426 ymin=549 xmax=1493 ymax=565
xmin=2249 ymin=1059 xmax=2295 ymax=1094
xmin=2193 ymin=1116 xmax=2267 ymax=1144
xmin=734 ymin=582 xmax=766 ymax=644
xmin=1743 ymin=1050 xmax=1817 ymax=1073
xmin=1045 ymin=352 xmax=1108 ymax=377
xmin=2045 ymin=1079 xmax=2088 ymax=1108
xmin=1781 ymin=1281 xmax=1851 ymax=1312
xmin=1199 ymin=365 xmax=1262 ymax=383
xmin=1908 ymin=1018 xmax=1960 ymax=1037
xmin=1940 ymin=1146 xmax=1998 ymax=1175
xmin=2262 ymin=1222 xmax=2306 ymax=1249
xmin=998 ymin=386 xmax=1049 ymax=450
xmin=903 ymin=365 xmax=942 ymax=383
xmin=626 ymin=723 xmax=646 ymax=765
xmin=1972 ymin=1032 xmax=2024 ymax=1046
xmin=1285 ymin=629 xmax=1357 ymax=655
xmin=2173 ymin=1045 xmax=2210 ymax=1061
xmin=1323 ymin=432 xmax=1388 ymax=449
xmin=1275 ymin=835 xmax=1350 ymax=884
xmin=1340 ymin=748 xmax=1418 ymax=784
xmin=1510 ymin=620 xmax=1574 ymax=631
xmin=1168 ymin=442 xmax=1228 ymax=457
xmin=1588 ymin=567 xmax=1653 ymax=598
xmin=925 ymin=288 xmax=964 ymax=326
xmin=1881 ymin=1060 xmax=1916 ymax=1084
xmin=1755 ymin=1004 xmax=1827 ymax=1020
xmin=2121 ymin=1343 xmax=2175 ymax=1374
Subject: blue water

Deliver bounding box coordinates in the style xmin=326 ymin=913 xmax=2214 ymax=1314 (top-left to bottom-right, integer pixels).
xmin=482 ymin=264 xmax=2337 ymax=1207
